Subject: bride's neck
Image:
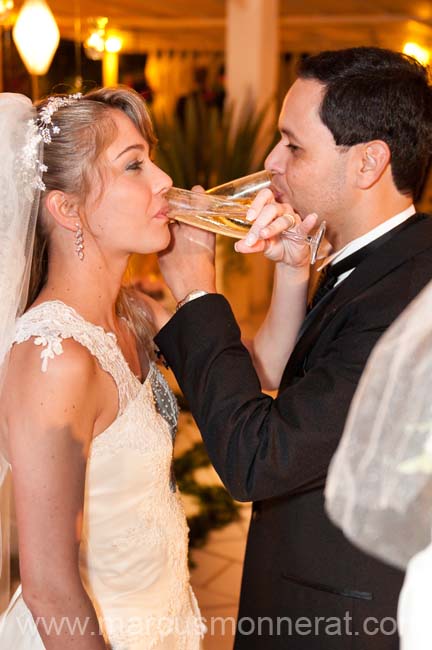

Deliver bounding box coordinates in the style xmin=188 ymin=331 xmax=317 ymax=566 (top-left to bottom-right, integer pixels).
xmin=34 ymin=247 xmax=130 ymax=331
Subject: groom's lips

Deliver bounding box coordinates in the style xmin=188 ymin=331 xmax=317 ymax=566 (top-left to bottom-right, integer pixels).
xmin=270 ymin=185 xmax=284 ymax=203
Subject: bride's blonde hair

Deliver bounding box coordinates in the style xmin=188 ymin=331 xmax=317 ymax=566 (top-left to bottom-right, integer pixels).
xmin=27 ymin=86 xmax=159 ymax=358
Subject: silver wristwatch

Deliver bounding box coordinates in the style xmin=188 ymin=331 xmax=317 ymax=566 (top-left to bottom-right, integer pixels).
xmin=176 ymin=290 xmax=209 ymax=312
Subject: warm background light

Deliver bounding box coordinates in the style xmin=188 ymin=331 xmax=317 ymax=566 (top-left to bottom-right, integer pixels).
xmin=0 ymin=0 xmax=13 ymax=16
xmin=86 ymin=31 xmax=105 ymax=54
xmin=12 ymin=0 xmax=59 ymax=75
xmin=104 ymin=35 xmax=122 ymax=53
xmin=403 ymin=42 xmax=430 ymax=66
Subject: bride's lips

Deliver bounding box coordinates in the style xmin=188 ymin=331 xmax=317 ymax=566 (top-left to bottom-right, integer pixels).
xmin=152 ymin=200 xmax=170 ymax=220
xmin=153 ymin=209 xmax=169 ymax=220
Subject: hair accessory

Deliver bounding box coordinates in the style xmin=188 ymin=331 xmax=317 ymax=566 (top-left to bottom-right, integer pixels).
xmin=36 ymin=93 xmax=82 ymax=145
xmin=18 ymin=93 xmax=82 ymax=194
xmin=75 ymin=222 xmax=84 ymax=261
xmin=19 ymin=118 xmax=48 ymax=193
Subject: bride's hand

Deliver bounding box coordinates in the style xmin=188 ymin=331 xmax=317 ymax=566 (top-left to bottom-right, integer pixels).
xmin=158 ymin=186 xmax=216 ymax=302
xmin=234 ymin=188 xmax=318 ymax=268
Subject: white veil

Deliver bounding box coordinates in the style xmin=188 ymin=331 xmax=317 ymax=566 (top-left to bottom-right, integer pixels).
xmin=325 ymin=278 xmax=432 ymax=570
xmin=0 ymin=93 xmax=41 ymax=612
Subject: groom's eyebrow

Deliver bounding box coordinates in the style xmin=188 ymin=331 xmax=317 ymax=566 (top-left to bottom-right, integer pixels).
xmin=115 ymin=144 xmax=146 ymax=159
xmin=280 ymin=127 xmax=301 ymax=142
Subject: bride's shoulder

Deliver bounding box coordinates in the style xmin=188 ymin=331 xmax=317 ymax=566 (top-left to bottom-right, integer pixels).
xmin=4 ymin=336 xmax=99 ymax=420
xmin=10 ymin=333 xmax=97 ymax=377
xmin=2 ymin=335 xmax=101 ymax=459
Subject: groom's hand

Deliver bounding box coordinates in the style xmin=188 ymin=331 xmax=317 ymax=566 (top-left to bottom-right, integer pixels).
xmin=158 ymin=187 xmax=217 ymax=303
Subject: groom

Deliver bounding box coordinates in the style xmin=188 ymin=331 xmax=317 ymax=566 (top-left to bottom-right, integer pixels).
xmin=155 ymin=47 xmax=432 ymax=649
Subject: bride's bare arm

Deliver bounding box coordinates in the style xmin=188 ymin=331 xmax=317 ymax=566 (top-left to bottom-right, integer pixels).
xmin=247 ymin=263 xmax=310 ymax=390
xmin=4 ymin=339 xmax=108 ymax=649
xmin=134 ymin=291 xmax=172 ymax=331
xmin=233 ymin=194 xmax=318 ymax=390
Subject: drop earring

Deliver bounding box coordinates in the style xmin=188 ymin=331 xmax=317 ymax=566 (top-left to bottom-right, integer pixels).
xmin=75 ymin=222 xmax=84 ymax=261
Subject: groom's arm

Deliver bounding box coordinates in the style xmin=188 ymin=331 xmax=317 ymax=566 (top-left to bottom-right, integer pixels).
xmin=154 ymin=293 xmax=382 ymax=502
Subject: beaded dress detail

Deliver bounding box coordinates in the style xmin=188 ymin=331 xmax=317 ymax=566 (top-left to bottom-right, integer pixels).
xmin=0 ymin=300 xmax=204 ymax=650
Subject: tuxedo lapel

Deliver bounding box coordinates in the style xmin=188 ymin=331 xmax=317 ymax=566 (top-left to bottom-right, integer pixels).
xmin=282 ymin=213 xmax=432 ymax=384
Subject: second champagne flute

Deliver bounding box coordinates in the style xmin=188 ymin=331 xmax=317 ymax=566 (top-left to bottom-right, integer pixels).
xmin=166 ymin=171 xmax=326 ymax=264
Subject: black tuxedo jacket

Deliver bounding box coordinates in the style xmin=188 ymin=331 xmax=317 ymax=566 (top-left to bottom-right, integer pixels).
xmin=155 ymin=213 xmax=432 ymax=649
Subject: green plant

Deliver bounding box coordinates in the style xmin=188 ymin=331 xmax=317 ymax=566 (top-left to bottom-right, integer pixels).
xmin=152 ymin=96 xmax=278 ymax=189
xmin=152 ymin=98 xmax=278 ymax=276
xmin=174 ymin=441 xmax=241 ymax=555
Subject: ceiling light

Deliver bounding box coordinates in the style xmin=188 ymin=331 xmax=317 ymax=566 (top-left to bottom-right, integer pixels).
xmin=12 ymin=0 xmax=60 ymax=75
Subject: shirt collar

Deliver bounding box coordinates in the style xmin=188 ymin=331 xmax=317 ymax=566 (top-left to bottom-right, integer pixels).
xmin=317 ymin=205 xmax=416 ymax=272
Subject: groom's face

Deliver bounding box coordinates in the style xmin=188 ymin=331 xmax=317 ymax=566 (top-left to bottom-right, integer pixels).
xmin=265 ymin=78 xmax=353 ymax=232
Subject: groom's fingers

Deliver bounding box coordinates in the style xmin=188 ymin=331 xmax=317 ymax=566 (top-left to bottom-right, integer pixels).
xmin=259 ymin=214 xmax=296 ymax=239
xmin=244 ymin=203 xmax=290 ymax=246
xmin=246 ymin=188 xmax=276 ymax=222
xmin=297 ymin=213 xmax=318 ymax=235
xmin=234 ymin=238 xmax=266 ymax=254
xmin=259 ymin=212 xmax=319 ymax=241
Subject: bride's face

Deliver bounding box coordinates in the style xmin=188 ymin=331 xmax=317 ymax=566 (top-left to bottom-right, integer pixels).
xmin=84 ymin=109 xmax=172 ymax=257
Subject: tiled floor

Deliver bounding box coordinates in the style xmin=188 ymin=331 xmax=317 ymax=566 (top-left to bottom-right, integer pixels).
xmin=174 ymin=408 xmax=251 ymax=650
xmin=190 ymin=506 xmax=251 ymax=650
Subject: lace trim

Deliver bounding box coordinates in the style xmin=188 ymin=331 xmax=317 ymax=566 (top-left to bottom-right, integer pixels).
xmin=34 ymin=333 xmax=64 ymax=372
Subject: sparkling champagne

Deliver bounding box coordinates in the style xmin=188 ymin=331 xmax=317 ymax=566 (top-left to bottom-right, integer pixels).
xmin=165 ymin=172 xmax=326 ymax=263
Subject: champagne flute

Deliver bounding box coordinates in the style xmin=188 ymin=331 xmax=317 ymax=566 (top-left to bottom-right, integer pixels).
xmin=166 ymin=171 xmax=326 ymax=264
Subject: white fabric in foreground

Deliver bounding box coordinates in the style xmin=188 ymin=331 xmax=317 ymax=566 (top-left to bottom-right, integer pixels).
xmin=325 ymin=278 xmax=432 ymax=570
xmin=398 ymin=537 xmax=432 ymax=650
xmin=0 ymin=92 xmax=41 ymax=614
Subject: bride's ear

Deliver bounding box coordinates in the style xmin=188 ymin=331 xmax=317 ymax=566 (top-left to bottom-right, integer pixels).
xmin=44 ymin=190 xmax=80 ymax=233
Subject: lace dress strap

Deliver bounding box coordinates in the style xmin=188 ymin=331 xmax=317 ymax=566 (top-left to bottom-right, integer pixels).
xmin=13 ymin=300 xmax=139 ymax=413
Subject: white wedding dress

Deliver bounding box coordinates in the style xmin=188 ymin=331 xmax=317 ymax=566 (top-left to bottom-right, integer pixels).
xmin=0 ymin=300 xmax=204 ymax=649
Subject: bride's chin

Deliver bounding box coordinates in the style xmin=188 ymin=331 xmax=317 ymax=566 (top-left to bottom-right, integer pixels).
xmin=137 ymin=231 xmax=172 ymax=256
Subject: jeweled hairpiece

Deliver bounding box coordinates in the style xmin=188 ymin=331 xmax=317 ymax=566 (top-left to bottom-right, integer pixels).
xmin=36 ymin=93 xmax=82 ymax=144
xmin=19 ymin=119 xmax=47 ymax=194
xmin=19 ymin=93 xmax=82 ymax=194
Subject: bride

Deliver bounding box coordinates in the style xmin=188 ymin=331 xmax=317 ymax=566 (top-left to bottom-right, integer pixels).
xmin=0 ymin=88 xmax=205 ymax=649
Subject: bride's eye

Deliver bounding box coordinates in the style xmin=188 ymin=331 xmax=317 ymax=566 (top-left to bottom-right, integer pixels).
xmin=126 ymin=159 xmax=144 ymax=171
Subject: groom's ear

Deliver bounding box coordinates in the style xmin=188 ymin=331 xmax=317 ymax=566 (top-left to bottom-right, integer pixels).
xmin=356 ymin=140 xmax=391 ymax=189
xmin=45 ymin=191 xmax=80 ymax=232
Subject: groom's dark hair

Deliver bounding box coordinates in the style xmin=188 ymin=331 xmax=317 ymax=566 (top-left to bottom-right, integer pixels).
xmin=298 ymin=46 xmax=432 ymax=200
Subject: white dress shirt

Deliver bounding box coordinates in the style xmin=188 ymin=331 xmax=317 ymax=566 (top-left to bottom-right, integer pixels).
xmin=318 ymin=205 xmax=416 ymax=286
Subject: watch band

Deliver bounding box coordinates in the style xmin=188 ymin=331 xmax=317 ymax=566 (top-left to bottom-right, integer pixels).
xmin=176 ymin=290 xmax=209 ymax=312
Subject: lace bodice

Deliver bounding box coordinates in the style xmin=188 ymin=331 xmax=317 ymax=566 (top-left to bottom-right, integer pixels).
xmin=5 ymin=300 xmax=204 ymax=650
xmin=13 ymin=300 xmax=177 ymax=417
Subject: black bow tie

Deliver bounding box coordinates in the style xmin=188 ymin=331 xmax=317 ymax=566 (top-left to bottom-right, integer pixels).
xmin=308 ymin=217 xmax=414 ymax=311
xmin=308 ymin=265 xmax=339 ymax=311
